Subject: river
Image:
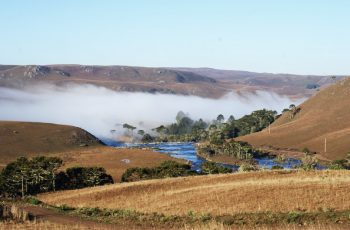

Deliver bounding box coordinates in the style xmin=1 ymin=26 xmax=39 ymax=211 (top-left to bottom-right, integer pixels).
xmin=110 ymin=141 xmax=304 ymax=172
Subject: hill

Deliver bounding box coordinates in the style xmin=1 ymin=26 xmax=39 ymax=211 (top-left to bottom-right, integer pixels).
xmin=0 ymin=121 xmax=102 ymax=166
xmin=0 ymin=121 xmax=181 ymax=180
xmin=0 ymin=65 xmax=343 ymax=99
xmin=39 ymin=170 xmax=350 ymax=216
xmin=238 ymin=77 xmax=350 ymax=160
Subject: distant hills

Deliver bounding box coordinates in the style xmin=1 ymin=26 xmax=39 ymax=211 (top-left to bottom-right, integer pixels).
xmin=0 ymin=65 xmax=344 ymax=99
xmin=239 ymin=77 xmax=350 ymax=160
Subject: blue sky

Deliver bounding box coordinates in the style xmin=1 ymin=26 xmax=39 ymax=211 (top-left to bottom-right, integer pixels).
xmin=1 ymin=0 xmax=349 ymax=75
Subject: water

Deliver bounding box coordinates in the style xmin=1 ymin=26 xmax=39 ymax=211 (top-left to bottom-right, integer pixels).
xmin=256 ymin=157 xmax=301 ymax=169
xmin=109 ymin=141 xmax=303 ymax=171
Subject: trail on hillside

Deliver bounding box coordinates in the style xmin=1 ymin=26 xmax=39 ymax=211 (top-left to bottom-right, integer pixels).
xmin=21 ymin=205 xmax=137 ymax=230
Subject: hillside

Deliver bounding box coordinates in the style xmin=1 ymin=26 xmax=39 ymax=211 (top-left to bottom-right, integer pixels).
xmin=0 ymin=65 xmax=342 ymax=99
xmin=39 ymin=170 xmax=350 ymax=215
xmin=0 ymin=121 xmax=184 ymax=180
xmin=238 ymin=77 xmax=350 ymax=160
xmin=173 ymin=67 xmax=343 ymax=99
xmin=0 ymin=121 xmax=102 ymax=166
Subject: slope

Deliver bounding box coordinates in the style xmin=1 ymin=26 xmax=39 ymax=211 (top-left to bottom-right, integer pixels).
xmin=0 ymin=121 xmax=102 ymax=166
xmin=238 ymin=77 xmax=350 ymax=160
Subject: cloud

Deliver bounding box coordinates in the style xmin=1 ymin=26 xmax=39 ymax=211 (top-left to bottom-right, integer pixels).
xmin=0 ymin=84 xmax=303 ymax=140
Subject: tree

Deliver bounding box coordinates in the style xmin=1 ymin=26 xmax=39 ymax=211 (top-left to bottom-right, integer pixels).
xmin=289 ymin=104 xmax=297 ymax=119
xmin=141 ymin=133 xmax=154 ymax=143
xmin=175 ymin=111 xmax=187 ymax=123
xmin=227 ymin=115 xmax=235 ymax=122
xmin=153 ymin=125 xmax=168 ymax=137
xmin=123 ymin=123 xmax=136 ymax=137
xmin=137 ymin=130 xmax=145 ymax=136
xmin=217 ymin=114 xmax=225 ymax=123
xmin=0 ymin=157 xmax=113 ymax=198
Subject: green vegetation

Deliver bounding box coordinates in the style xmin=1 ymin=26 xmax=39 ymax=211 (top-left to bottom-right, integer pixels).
xmin=122 ymin=109 xmax=278 ymax=143
xmin=300 ymin=154 xmax=319 ymax=170
xmin=271 ymin=165 xmax=284 ymax=170
xmin=238 ymin=163 xmax=259 ymax=172
xmin=0 ymin=156 xmax=113 ymax=198
xmin=121 ymin=160 xmax=234 ymax=182
xmin=56 ymin=167 xmax=113 ymax=190
xmin=329 ymin=159 xmax=349 ymax=170
xmin=121 ymin=161 xmax=197 ymax=182
xmin=197 ymin=140 xmax=268 ymax=166
xmin=49 ymin=203 xmax=350 ymax=229
xmin=200 ymin=162 xmax=232 ymax=174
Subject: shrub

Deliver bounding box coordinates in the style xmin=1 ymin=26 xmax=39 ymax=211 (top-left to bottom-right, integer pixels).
xmin=239 ymin=164 xmax=258 ymax=172
xmin=25 ymin=197 xmax=42 ymax=205
xmin=121 ymin=161 xmax=197 ymax=182
xmin=271 ymin=165 xmax=284 ymax=170
xmin=300 ymin=155 xmax=318 ymax=170
xmin=63 ymin=167 xmax=114 ymax=189
xmin=287 ymin=211 xmax=303 ymax=223
xmin=329 ymin=159 xmax=348 ymax=170
xmin=201 ymin=162 xmax=232 ymax=174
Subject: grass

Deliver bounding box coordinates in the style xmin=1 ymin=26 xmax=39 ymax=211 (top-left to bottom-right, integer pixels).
xmin=0 ymin=221 xmax=104 ymax=230
xmin=0 ymin=121 xmax=184 ymax=182
xmin=38 ymin=204 xmax=350 ymax=229
xmin=238 ymin=77 xmax=350 ymax=161
xmin=39 ymin=170 xmax=350 ymax=216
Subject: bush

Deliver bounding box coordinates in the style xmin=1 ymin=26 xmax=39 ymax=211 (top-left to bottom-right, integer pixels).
xmin=25 ymin=197 xmax=42 ymax=205
xmin=329 ymin=159 xmax=348 ymax=170
xmin=201 ymin=162 xmax=232 ymax=174
xmin=63 ymin=167 xmax=114 ymax=189
xmin=121 ymin=161 xmax=197 ymax=182
xmin=271 ymin=165 xmax=284 ymax=170
xmin=287 ymin=211 xmax=303 ymax=223
xmin=239 ymin=164 xmax=258 ymax=172
xmin=141 ymin=133 xmax=155 ymax=143
xmin=300 ymin=155 xmax=318 ymax=170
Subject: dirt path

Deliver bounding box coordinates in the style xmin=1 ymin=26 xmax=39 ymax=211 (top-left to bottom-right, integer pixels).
xmin=21 ymin=205 xmax=140 ymax=230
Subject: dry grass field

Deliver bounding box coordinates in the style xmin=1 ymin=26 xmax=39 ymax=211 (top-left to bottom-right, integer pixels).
xmin=239 ymin=77 xmax=350 ymax=160
xmin=55 ymin=146 xmax=185 ymax=182
xmin=39 ymin=170 xmax=350 ymax=216
xmin=0 ymin=121 xmax=182 ymax=181
xmin=0 ymin=121 xmax=101 ymax=168
xmin=1 ymin=221 xmax=349 ymax=230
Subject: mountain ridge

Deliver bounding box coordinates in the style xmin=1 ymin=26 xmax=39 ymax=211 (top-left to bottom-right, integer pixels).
xmin=0 ymin=64 xmax=345 ymax=99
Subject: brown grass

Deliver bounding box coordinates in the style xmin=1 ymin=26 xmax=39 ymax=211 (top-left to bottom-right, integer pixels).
xmin=0 ymin=121 xmax=183 ymax=181
xmin=0 ymin=221 xmax=96 ymax=230
xmin=239 ymin=77 xmax=350 ymax=160
xmin=2 ymin=221 xmax=348 ymax=230
xmin=0 ymin=121 xmax=101 ymax=168
xmin=39 ymin=170 xmax=350 ymax=216
xmin=55 ymin=146 xmax=185 ymax=182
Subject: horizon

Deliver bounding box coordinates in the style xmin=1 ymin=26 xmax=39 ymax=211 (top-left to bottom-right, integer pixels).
xmin=0 ymin=63 xmax=346 ymax=76
xmin=1 ymin=1 xmax=350 ymax=75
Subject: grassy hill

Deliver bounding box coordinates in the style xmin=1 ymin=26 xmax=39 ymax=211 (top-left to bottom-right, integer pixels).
xmin=39 ymin=170 xmax=350 ymax=215
xmin=0 ymin=121 xmax=102 ymax=166
xmin=238 ymin=77 xmax=350 ymax=160
xmin=0 ymin=121 xmax=181 ymax=180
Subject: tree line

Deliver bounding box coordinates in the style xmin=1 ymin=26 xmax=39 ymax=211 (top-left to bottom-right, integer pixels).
xmin=0 ymin=156 xmax=113 ymax=198
xmin=122 ymin=109 xmax=278 ymax=143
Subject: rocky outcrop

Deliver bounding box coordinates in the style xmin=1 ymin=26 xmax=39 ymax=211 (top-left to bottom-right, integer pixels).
xmin=24 ymin=66 xmax=51 ymax=79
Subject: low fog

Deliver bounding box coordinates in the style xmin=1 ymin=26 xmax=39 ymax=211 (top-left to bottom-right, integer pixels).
xmin=0 ymin=84 xmax=301 ymax=140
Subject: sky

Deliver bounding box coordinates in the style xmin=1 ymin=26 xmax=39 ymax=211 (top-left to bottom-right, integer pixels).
xmin=1 ymin=0 xmax=349 ymax=75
